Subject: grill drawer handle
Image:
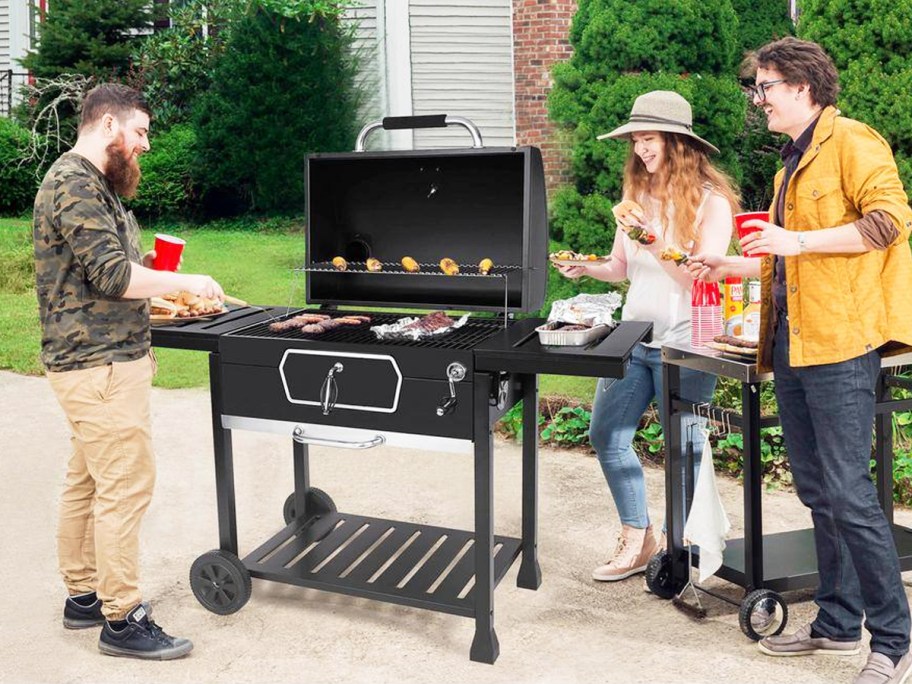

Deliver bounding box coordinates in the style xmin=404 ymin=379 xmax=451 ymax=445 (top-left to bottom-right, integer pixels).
xmin=320 ymin=362 xmax=343 ymax=415
xmin=437 ymin=362 xmax=466 ymax=417
xmin=292 ymin=426 xmax=385 ymax=450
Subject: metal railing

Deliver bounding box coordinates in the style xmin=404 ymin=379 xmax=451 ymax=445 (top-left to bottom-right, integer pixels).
xmin=0 ymin=70 xmax=31 ymax=117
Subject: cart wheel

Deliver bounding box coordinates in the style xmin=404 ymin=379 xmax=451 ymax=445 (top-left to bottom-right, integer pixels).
xmin=282 ymin=487 xmax=337 ymax=524
xmin=190 ymin=550 xmax=251 ymax=615
xmin=739 ymin=588 xmax=788 ymax=641
xmin=644 ymin=551 xmax=682 ymax=600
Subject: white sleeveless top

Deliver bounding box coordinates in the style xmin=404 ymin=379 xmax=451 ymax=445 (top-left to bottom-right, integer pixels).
xmin=621 ymin=189 xmax=713 ymax=348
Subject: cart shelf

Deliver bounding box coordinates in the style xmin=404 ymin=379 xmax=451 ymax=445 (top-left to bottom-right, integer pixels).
xmin=244 ymin=512 xmax=522 ymax=617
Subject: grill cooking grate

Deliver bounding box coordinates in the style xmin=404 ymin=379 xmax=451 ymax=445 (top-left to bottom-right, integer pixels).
xmin=229 ymin=311 xmax=506 ymax=350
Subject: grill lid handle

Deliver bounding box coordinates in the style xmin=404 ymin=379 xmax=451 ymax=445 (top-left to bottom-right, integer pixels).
xmin=355 ymin=115 xmax=484 ymax=151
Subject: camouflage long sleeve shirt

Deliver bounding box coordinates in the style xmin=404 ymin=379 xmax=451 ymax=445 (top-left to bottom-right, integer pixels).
xmin=33 ymin=153 xmax=150 ymax=372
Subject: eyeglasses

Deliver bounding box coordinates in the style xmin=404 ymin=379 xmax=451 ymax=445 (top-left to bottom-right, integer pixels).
xmin=746 ymin=79 xmax=786 ymax=101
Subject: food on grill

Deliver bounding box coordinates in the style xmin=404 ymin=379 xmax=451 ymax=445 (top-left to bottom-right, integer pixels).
xmin=439 ymin=257 xmax=460 ymax=276
xmin=612 ymin=200 xmax=655 ymax=245
xmin=267 ymin=313 xmax=331 ymax=333
xmin=478 ymin=258 xmax=494 ymax=275
xmin=713 ymin=334 xmax=758 ymax=349
xmin=404 ymin=310 xmax=455 ymax=332
xmin=660 ymin=246 xmax=691 ymax=265
xmin=401 ymin=256 xmax=420 ymax=272
xmin=366 ymin=258 xmax=383 ymax=272
xmin=332 ymin=256 xmax=348 ymax=271
xmin=271 ymin=312 xmax=372 ymax=335
xmin=371 ymin=310 xmax=468 ymax=340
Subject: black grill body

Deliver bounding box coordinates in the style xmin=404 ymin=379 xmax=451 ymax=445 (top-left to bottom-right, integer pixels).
xmin=152 ymin=118 xmax=651 ymax=664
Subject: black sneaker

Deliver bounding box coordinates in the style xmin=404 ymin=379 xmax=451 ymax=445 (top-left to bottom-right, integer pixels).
xmin=63 ymin=591 xmax=105 ymax=629
xmin=98 ymin=603 xmax=193 ymax=660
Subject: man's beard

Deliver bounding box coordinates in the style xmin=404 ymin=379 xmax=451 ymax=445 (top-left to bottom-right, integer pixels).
xmin=105 ymin=135 xmax=142 ymax=198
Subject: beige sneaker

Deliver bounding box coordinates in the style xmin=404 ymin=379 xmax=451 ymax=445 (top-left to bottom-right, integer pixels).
xmin=593 ymin=525 xmax=659 ymax=582
xmin=854 ymin=651 xmax=912 ymax=684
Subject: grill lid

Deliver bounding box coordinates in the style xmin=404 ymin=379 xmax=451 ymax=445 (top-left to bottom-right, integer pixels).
xmin=305 ymin=117 xmax=548 ymax=314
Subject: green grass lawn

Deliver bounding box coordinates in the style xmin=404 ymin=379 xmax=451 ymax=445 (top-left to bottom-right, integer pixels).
xmin=0 ymin=217 xmax=597 ymax=400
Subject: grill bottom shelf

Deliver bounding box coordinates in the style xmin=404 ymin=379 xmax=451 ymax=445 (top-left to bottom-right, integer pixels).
xmin=243 ymin=511 xmax=522 ymax=617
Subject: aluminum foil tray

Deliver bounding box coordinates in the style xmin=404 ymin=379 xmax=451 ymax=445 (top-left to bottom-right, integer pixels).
xmin=535 ymin=321 xmax=612 ymax=346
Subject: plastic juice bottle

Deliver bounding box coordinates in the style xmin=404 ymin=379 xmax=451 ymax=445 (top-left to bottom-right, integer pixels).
xmin=743 ymin=279 xmax=761 ymax=339
xmin=722 ymin=276 xmax=743 ymax=337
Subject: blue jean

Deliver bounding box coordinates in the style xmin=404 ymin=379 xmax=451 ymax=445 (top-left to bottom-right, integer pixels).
xmin=773 ymin=319 xmax=910 ymax=656
xmin=589 ymin=343 xmax=717 ymax=528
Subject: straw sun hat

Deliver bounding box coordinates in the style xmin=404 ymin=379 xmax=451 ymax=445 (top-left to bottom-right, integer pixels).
xmin=597 ymin=90 xmax=720 ymax=155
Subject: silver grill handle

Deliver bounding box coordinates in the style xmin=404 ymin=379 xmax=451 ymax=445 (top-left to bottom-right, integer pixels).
xmin=355 ymin=115 xmax=484 ymax=151
xmin=320 ymin=362 xmax=343 ymax=415
xmin=292 ymin=426 xmax=385 ymax=450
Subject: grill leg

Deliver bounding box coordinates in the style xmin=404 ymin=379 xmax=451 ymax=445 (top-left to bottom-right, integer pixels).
xmin=210 ymin=353 xmax=238 ymax=554
xmin=470 ymin=372 xmax=498 ymax=664
xmin=293 ymin=439 xmax=310 ymax=519
xmin=517 ymin=373 xmax=541 ymax=590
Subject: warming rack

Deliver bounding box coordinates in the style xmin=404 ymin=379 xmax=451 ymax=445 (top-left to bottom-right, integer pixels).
xmin=297 ymin=262 xmax=523 ymax=325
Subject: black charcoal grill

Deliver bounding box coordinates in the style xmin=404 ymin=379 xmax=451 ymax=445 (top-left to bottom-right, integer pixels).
xmin=152 ymin=115 xmax=652 ymax=663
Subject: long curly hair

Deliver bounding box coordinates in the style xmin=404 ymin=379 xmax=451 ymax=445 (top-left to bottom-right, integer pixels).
xmin=623 ymin=132 xmax=741 ymax=248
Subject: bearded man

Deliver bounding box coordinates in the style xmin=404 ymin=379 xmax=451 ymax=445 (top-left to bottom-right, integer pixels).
xmin=33 ymin=83 xmax=223 ymax=660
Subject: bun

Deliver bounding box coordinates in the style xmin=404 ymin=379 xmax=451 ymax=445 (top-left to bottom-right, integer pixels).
xmin=612 ymin=200 xmax=645 ymax=228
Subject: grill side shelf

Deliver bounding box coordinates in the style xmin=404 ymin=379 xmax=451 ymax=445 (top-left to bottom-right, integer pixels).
xmin=473 ymin=318 xmax=653 ymax=378
xmin=151 ymin=306 xmax=296 ymax=352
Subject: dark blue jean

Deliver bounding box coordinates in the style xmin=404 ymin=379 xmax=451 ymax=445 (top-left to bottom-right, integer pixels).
xmin=773 ymin=319 xmax=910 ymax=656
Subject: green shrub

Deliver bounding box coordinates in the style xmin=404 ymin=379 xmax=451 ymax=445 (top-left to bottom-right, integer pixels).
xmin=567 ymin=0 xmax=740 ymax=83
xmin=730 ymin=0 xmax=794 ymax=53
xmin=798 ymin=0 xmax=912 ymax=76
xmin=128 ymin=124 xmax=198 ymax=219
xmin=0 ymin=119 xmax=42 ymax=217
xmin=128 ymin=0 xmax=236 ymax=130
xmin=193 ymin=4 xmax=362 ymax=215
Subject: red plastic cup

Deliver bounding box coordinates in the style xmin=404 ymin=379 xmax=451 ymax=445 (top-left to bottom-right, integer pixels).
xmin=152 ymin=234 xmax=185 ymax=271
xmin=735 ymin=212 xmax=769 ymax=257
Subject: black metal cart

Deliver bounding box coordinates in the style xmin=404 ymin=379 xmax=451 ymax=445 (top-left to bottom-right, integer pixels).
xmin=152 ymin=115 xmax=652 ymax=663
xmin=646 ymin=343 xmax=912 ymax=639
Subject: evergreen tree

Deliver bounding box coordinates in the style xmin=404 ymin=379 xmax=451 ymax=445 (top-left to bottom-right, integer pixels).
xmin=192 ymin=2 xmax=362 ymax=214
xmin=21 ymin=0 xmax=153 ymax=79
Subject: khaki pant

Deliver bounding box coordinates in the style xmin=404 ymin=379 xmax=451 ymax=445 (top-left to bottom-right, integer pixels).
xmin=47 ymin=353 xmax=156 ymax=620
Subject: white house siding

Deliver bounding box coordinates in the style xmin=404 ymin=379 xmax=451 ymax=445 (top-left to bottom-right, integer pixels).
xmin=408 ymin=0 xmax=514 ymax=149
xmin=344 ymin=0 xmax=515 ymax=151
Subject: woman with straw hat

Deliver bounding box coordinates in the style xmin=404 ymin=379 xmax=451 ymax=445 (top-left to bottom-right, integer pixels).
xmin=556 ymin=90 xmax=740 ymax=582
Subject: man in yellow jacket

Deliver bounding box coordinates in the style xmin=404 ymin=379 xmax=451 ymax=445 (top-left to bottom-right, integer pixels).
xmin=690 ymin=37 xmax=912 ymax=684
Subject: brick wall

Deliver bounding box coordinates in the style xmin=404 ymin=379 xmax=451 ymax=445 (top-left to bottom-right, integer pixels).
xmin=512 ymin=0 xmax=578 ymax=195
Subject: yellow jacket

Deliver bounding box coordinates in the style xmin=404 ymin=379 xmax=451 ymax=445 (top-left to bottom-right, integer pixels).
xmin=758 ymin=106 xmax=912 ymax=371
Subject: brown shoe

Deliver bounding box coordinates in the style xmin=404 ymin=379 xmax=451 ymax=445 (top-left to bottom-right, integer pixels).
xmin=593 ymin=525 xmax=659 ymax=582
xmin=854 ymin=652 xmax=912 ymax=684
xmin=758 ymin=623 xmax=860 ymax=657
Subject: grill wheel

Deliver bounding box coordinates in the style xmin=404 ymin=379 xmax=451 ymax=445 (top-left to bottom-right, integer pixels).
xmin=189 ymin=550 xmax=252 ymax=615
xmin=282 ymin=488 xmax=337 ymax=524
